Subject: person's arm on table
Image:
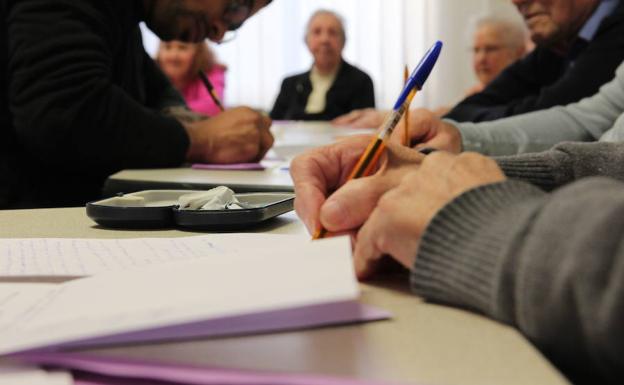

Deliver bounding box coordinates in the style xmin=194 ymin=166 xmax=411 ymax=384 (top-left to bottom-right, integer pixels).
xmin=315 ymin=145 xmax=624 ymax=383
xmin=331 ymin=108 xmax=387 ymax=128
xmin=445 ymin=40 xmax=624 ymax=123
xmin=8 ymin=1 xmax=272 ymax=169
xmin=412 ymin=171 xmax=624 ymax=384
xmin=408 ymin=63 xmax=624 ymax=156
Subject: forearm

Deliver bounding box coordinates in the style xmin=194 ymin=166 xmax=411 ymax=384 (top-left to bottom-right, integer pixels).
xmin=449 ymin=105 xmax=598 ymax=156
xmin=451 ymin=64 xmax=624 ymax=157
xmin=412 ymin=178 xmax=624 ymax=383
xmin=8 ymin=2 xmax=189 ymax=169
xmin=494 ymin=141 xmax=624 ymax=190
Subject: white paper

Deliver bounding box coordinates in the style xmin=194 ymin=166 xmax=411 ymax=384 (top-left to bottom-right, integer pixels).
xmin=0 ymin=364 xmax=72 ymax=385
xmin=0 ymin=236 xmax=357 ymax=355
xmin=0 ymin=233 xmax=307 ymax=277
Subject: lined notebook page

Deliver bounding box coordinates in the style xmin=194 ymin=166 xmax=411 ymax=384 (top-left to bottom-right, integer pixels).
xmin=0 ymin=234 xmax=307 ymax=277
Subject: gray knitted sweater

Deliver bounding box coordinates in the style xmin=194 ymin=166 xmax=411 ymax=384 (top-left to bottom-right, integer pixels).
xmin=412 ymin=141 xmax=624 ymax=384
xmin=452 ymin=62 xmax=624 ymax=156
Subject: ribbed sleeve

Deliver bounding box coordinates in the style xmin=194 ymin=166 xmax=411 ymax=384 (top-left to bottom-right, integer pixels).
xmin=412 ymin=177 xmax=624 ymax=383
xmin=411 ymin=181 xmax=546 ymax=322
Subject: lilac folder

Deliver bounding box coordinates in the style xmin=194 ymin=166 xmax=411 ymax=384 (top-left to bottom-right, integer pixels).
xmin=17 ymin=352 xmax=414 ymax=385
xmin=25 ymin=301 xmax=390 ymax=352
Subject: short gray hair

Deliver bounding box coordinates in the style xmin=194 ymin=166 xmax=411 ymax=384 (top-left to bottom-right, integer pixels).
xmin=474 ymin=15 xmax=528 ymax=51
xmin=305 ymin=9 xmax=347 ymax=45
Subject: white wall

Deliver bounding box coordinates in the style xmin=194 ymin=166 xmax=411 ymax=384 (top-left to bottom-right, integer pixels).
xmin=142 ymin=0 xmax=522 ymax=111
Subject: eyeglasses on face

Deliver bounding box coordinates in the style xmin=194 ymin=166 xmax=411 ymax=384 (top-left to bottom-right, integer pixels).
xmin=222 ymin=0 xmax=255 ymax=31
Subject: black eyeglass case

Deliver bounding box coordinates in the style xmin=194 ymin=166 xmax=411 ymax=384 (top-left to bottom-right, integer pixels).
xmin=86 ymin=190 xmax=295 ymax=231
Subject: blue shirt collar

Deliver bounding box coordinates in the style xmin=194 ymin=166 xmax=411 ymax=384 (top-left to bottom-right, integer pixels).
xmin=578 ymin=0 xmax=619 ymax=41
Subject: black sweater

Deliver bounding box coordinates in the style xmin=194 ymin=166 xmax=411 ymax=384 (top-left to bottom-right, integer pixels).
xmin=1 ymin=0 xmax=190 ymax=208
xmin=445 ymin=0 xmax=624 ymax=122
xmin=270 ymin=60 xmax=375 ymax=121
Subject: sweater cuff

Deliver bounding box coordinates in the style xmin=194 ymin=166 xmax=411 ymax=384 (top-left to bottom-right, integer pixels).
xmin=495 ymin=156 xmax=557 ymax=190
xmin=411 ymin=180 xmax=546 ymax=322
xmin=495 ymin=150 xmax=569 ymax=191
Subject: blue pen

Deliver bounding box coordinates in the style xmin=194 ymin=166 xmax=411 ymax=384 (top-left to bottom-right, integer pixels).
xmin=313 ymin=41 xmax=443 ymax=239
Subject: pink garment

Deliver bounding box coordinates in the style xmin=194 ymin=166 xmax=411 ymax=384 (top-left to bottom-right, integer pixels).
xmin=182 ymin=67 xmax=226 ymax=117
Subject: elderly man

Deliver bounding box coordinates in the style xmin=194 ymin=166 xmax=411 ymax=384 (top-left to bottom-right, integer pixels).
xmin=335 ymin=0 xmax=624 ymax=127
xmin=1 ymin=0 xmax=274 ymax=209
xmin=270 ymin=9 xmax=375 ymax=121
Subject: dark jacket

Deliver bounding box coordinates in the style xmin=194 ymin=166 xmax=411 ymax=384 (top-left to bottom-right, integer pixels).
xmin=1 ymin=0 xmax=189 ymax=209
xmin=270 ymin=60 xmax=375 ymax=121
xmin=445 ymin=0 xmax=624 ymax=122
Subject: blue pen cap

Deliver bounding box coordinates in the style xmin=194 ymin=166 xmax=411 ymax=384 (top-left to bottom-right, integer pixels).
xmin=393 ymin=41 xmax=443 ymax=110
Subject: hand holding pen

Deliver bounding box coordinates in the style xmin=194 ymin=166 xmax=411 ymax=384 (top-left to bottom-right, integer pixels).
xmin=312 ymin=41 xmax=443 ymax=239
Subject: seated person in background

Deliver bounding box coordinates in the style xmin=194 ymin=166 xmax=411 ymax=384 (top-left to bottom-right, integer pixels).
xmin=270 ymin=9 xmax=375 ymax=121
xmin=291 ymin=136 xmax=624 ymax=384
xmin=0 ymin=0 xmax=274 ymax=209
xmin=335 ymin=0 xmax=624 ymax=127
xmin=157 ymin=40 xmax=227 ymax=117
xmin=433 ymin=15 xmax=528 ymax=116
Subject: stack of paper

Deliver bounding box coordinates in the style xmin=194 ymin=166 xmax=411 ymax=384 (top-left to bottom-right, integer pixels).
xmin=0 ymin=236 xmax=389 ymax=355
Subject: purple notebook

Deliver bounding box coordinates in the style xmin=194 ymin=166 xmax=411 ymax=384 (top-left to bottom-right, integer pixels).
xmin=16 ymin=352 xmax=414 ymax=385
xmin=19 ymin=301 xmax=390 ymax=352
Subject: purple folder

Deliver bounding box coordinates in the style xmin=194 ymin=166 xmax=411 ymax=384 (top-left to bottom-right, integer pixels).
xmin=17 ymin=352 xmax=415 ymax=385
xmin=20 ymin=302 xmax=390 ymax=352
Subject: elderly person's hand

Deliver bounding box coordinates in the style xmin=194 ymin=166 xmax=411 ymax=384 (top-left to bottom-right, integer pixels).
xmin=400 ymin=108 xmax=463 ymax=153
xmin=332 ymin=108 xmax=387 ymax=128
xmin=291 ymin=135 xmax=424 ymax=235
xmin=341 ymin=151 xmax=506 ymax=279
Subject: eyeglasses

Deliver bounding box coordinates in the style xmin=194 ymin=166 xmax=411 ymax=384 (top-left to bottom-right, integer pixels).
xmin=218 ymin=0 xmax=254 ymax=43
xmin=224 ymin=0 xmax=254 ymax=31
xmin=471 ymin=45 xmax=505 ymax=55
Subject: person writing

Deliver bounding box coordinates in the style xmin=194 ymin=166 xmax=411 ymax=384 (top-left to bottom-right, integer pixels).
xmin=270 ymin=9 xmax=375 ymax=121
xmin=1 ymin=0 xmax=274 ymax=209
xmin=291 ymin=133 xmax=624 ymax=384
xmin=157 ymin=40 xmax=226 ymax=117
xmin=334 ymin=0 xmax=624 ymax=128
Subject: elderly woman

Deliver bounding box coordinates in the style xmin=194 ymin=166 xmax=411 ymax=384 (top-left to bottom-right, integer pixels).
xmin=467 ymin=16 xmax=528 ymax=96
xmin=270 ymin=10 xmax=375 ymax=121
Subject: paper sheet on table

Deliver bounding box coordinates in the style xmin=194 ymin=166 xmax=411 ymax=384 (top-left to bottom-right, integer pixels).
xmin=0 ymin=233 xmax=308 ymax=277
xmin=0 ymin=237 xmax=390 ymax=355
xmin=191 ymin=163 xmax=265 ymax=171
xmin=16 ymin=353 xmax=411 ymax=385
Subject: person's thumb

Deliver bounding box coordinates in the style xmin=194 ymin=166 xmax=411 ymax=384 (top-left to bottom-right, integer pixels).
xmin=319 ymin=176 xmax=390 ymax=233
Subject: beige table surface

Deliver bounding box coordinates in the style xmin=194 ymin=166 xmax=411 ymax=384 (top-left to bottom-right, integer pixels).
xmin=0 ymin=208 xmax=570 ymax=385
